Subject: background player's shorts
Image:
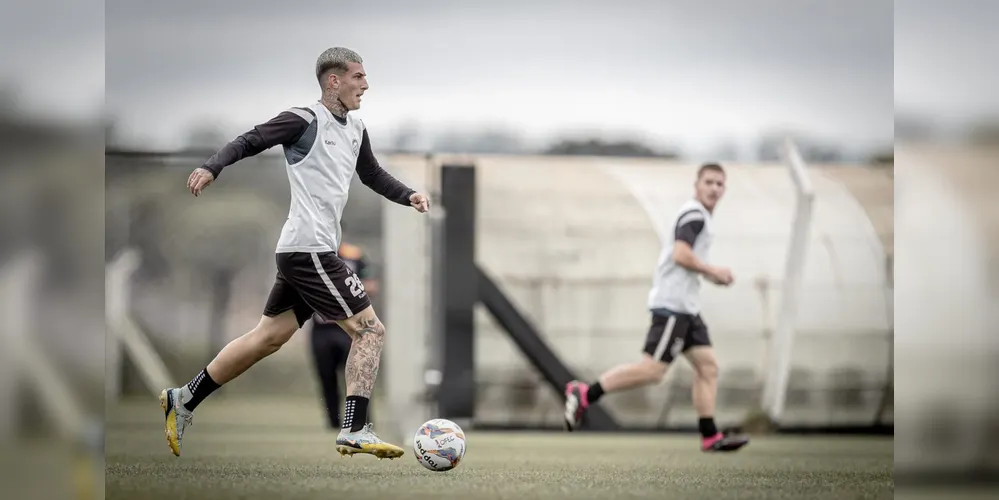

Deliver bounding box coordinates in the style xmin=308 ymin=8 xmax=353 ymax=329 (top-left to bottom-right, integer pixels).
xmin=313 ymin=320 xmax=353 ymax=349
xmin=641 ymin=308 xmax=711 ymax=363
xmin=263 ymin=252 xmax=371 ymax=327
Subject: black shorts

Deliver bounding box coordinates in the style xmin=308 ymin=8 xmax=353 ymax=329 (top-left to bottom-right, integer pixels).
xmin=641 ymin=308 xmax=711 ymax=363
xmin=263 ymin=252 xmax=371 ymax=327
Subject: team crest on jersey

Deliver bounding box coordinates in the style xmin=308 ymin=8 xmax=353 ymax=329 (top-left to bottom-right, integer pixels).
xmin=351 ymin=137 xmax=360 ymax=156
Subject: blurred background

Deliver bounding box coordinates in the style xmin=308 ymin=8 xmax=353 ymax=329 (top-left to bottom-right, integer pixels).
xmin=0 ymin=0 xmax=105 ymax=498
xmin=101 ymin=0 xmax=895 ymax=432
xmin=3 ymin=0 xmax=999 ymax=498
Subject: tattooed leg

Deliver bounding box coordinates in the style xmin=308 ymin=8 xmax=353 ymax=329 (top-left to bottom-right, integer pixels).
xmin=332 ymin=304 xmax=404 ymax=457
xmin=340 ymin=308 xmax=384 ymax=398
xmin=335 ymin=306 xmax=384 ymax=432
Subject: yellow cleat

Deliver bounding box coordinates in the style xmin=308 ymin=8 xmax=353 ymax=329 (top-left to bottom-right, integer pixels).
xmin=334 ymin=423 xmax=405 ymax=460
xmin=159 ymin=388 xmax=193 ymax=457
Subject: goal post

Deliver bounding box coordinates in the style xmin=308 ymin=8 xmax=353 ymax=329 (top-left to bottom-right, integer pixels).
xmin=0 ymin=252 xmax=39 ymax=437
xmin=0 ymin=250 xmax=89 ymax=440
xmin=759 ymin=138 xmax=816 ymax=424
xmin=380 ymin=158 xmax=621 ymax=436
xmin=106 ymin=248 xmax=174 ymax=400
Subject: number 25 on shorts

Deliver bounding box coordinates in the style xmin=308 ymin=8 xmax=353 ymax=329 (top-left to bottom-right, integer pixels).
xmin=344 ymin=275 xmax=365 ymax=297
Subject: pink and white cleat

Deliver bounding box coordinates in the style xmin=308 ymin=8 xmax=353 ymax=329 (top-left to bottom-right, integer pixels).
xmin=702 ymin=431 xmax=750 ymax=452
xmin=563 ymin=380 xmax=590 ymax=431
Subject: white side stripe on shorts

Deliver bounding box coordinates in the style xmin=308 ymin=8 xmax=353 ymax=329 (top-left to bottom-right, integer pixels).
xmin=652 ymin=315 xmax=677 ymax=361
xmin=311 ymin=252 xmax=354 ymax=319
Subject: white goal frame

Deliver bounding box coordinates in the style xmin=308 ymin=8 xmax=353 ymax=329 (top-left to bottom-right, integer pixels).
xmin=106 ymin=248 xmax=174 ymax=400
xmin=0 ymin=250 xmax=88 ymax=440
xmin=759 ymin=138 xmax=816 ymax=424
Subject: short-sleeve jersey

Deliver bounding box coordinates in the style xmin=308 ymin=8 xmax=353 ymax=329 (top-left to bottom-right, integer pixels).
xmin=646 ymin=199 xmax=714 ymax=314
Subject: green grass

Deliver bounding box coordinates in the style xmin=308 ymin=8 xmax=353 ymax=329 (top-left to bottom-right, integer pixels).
xmin=106 ymin=397 xmax=893 ymax=500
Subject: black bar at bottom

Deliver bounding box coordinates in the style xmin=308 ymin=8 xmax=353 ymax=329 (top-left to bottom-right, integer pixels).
xmin=476 ymin=265 xmax=620 ymax=431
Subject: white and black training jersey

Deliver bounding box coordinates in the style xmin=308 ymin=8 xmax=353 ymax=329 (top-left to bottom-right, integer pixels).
xmin=647 ymin=199 xmax=715 ymax=315
xmin=201 ymin=101 xmax=415 ymax=253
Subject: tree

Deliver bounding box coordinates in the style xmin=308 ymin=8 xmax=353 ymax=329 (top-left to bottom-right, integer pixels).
xmin=894 ymin=113 xmax=935 ymax=142
xmin=868 ymin=149 xmax=894 ymax=165
xmin=757 ymin=131 xmax=843 ymax=163
xmin=0 ymin=83 xmax=18 ymax=117
xmin=543 ymin=138 xmax=678 ymax=158
xmin=183 ymin=121 xmax=229 ymax=152
xmin=709 ymin=140 xmax=740 ymax=161
xmin=105 ymin=116 xmax=124 ymax=149
xmin=966 ymin=119 xmax=999 ymax=146
xmin=431 ymin=127 xmax=526 ymax=154
xmin=389 ymin=120 xmax=421 ymax=153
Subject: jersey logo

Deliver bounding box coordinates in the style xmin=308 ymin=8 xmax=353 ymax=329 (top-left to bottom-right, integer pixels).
xmin=351 ymin=137 xmax=360 ymax=156
xmin=325 ymin=139 xmax=336 ymax=146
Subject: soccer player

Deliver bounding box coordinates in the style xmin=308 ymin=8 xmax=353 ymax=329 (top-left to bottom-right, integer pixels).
xmin=563 ymin=163 xmax=750 ymax=452
xmin=309 ymin=239 xmax=378 ymax=430
xmin=160 ymin=47 xmax=430 ymax=460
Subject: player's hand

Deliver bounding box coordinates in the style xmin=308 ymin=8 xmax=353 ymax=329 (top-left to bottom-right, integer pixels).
xmin=187 ymin=167 xmax=215 ymax=197
xmin=707 ymin=266 xmax=734 ymax=286
xmin=409 ymin=192 xmax=431 ymax=213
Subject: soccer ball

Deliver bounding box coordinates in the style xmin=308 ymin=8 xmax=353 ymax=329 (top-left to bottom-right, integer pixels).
xmin=413 ymin=418 xmax=466 ymax=472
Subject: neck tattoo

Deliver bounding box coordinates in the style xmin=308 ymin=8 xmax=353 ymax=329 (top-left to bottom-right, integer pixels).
xmin=321 ymin=88 xmax=348 ymax=118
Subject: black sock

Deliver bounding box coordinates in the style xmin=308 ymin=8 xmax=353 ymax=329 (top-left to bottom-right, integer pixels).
xmin=587 ymin=382 xmax=605 ymax=404
xmin=698 ymin=417 xmax=718 ymax=438
xmin=182 ymin=368 xmax=220 ymax=412
xmin=343 ymin=396 xmax=369 ymax=432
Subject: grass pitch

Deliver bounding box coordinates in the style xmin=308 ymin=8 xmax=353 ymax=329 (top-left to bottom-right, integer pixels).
xmin=106 ymin=397 xmax=892 ymax=500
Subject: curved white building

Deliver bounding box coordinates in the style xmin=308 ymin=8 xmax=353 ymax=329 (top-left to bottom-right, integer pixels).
xmin=382 ymin=154 xmax=894 ymax=429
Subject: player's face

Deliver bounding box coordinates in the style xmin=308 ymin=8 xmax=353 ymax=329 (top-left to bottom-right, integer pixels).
xmin=695 ymin=170 xmax=726 ymax=209
xmin=335 ymin=62 xmax=369 ymax=111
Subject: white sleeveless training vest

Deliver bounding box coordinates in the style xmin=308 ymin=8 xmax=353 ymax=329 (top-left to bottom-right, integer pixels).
xmin=275 ymin=101 xmax=365 ymax=254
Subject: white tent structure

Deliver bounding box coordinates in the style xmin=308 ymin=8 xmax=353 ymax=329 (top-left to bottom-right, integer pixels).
xmin=380 ymin=149 xmax=893 ymax=438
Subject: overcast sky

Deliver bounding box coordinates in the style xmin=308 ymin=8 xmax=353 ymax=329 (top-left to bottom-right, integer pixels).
xmin=102 ymin=0 xmax=900 ymax=155
xmin=0 ymin=0 xmax=104 ymax=120
xmin=5 ymin=1 xmax=997 ymax=156
xmin=894 ymin=0 xmax=999 ymax=128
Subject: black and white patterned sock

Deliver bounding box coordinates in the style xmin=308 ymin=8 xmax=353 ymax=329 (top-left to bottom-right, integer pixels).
xmin=343 ymin=396 xmax=369 ymax=432
xmin=181 ymin=368 xmax=220 ymax=412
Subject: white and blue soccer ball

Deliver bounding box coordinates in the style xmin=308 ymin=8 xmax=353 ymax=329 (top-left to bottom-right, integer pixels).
xmin=413 ymin=418 xmax=466 ymax=472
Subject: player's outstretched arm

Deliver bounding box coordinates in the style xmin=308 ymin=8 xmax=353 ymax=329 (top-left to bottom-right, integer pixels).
xmin=187 ymin=109 xmax=311 ymax=196
xmin=355 ymin=128 xmax=430 ymax=212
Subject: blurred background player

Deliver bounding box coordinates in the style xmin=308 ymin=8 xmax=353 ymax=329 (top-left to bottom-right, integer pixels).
xmin=159 ymin=47 xmax=431 ymax=460
xmin=563 ymin=163 xmax=750 ymax=452
xmin=309 ymin=237 xmax=379 ymax=430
